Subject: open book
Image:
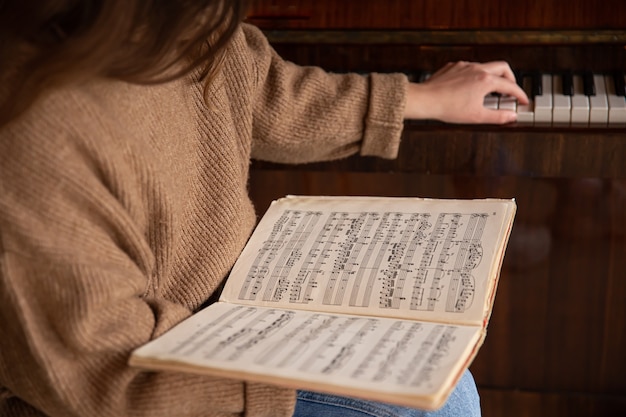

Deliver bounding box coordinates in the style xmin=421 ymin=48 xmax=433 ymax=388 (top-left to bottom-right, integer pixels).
xmin=130 ymin=195 xmax=516 ymax=410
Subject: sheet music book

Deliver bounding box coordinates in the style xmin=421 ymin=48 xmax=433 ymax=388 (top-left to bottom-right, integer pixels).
xmin=130 ymin=195 xmax=516 ymax=410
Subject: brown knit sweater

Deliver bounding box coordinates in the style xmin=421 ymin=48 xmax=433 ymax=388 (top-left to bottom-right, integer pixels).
xmin=0 ymin=24 xmax=407 ymax=417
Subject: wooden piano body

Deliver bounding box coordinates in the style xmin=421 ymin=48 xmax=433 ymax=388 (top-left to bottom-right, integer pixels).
xmin=245 ymin=1 xmax=626 ymax=416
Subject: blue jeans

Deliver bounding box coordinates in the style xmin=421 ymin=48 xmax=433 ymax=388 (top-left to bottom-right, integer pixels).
xmin=292 ymin=370 xmax=481 ymax=417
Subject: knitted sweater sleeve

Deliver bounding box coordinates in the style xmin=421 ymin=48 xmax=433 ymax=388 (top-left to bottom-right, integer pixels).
xmin=241 ymin=24 xmax=408 ymax=163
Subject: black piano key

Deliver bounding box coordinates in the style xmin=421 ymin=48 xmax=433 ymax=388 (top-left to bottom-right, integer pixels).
xmin=561 ymin=71 xmax=574 ymax=96
xmin=613 ymin=71 xmax=626 ymax=96
xmin=522 ymin=75 xmax=533 ymax=96
xmin=530 ymin=71 xmax=542 ymax=96
xmin=582 ymin=71 xmax=596 ymax=96
xmin=514 ymin=70 xmax=524 ymax=88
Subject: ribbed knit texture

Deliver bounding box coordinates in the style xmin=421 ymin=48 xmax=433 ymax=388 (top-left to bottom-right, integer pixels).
xmin=0 ymin=24 xmax=407 ymax=417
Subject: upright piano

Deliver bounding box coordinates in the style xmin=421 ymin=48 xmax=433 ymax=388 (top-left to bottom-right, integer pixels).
xmin=245 ymin=2 xmax=626 ymax=416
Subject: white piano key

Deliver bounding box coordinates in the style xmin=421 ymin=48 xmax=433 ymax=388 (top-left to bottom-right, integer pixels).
xmin=589 ymin=74 xmax=609 ymax=126
xmin=516 ymin=76 xmax=534 ymax=125
xmin=483 ymin=95 xmax=499 ymax=110
xmin=498 ymin=95 xmax=517 ymax=112
xmin=534 ymin=74 xmax=553 ymax=126
xmin=552 ymin=74 xmax=571 ymax=126
xmin=606 ymin=74 xmax=626 ymax=127
xmin=570 ymin=75 xmax=590 ymax=126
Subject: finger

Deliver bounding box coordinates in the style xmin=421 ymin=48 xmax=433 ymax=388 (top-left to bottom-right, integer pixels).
xmin=479 ymin=108 xmax=519 ymax=125
xmin=487 ymin=76 xmax=529 ymax=104
xmin=478 ymin=61 xmax=516 ymax=83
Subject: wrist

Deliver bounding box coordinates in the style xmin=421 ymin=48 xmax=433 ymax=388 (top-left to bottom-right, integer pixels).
xmin=403 ymin=82 xmax=439 ymax=120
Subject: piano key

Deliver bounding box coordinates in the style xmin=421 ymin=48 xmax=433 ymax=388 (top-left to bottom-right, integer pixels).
xmin=405 ymin=71 xmax=424 ymax=83
xmin=562 ymin=71 xmax=574 ymax=96
xmin=514 ymin=70 xmax=524 ymax=88
xmin=570 ymin=75 xmax=590 ymax=126
xmin=483 ymin=94 xmax=499 ymax=110
xmin=530 ymin=71 xmax=543 ymax=97
xmin=516 ymin=76 xmax=535 ymax=125
xmin=583 ymin=71 xmax=596 ymax=96
xmin=552 ymin=74 xmax=571 ymax=126
xmin=498 ymin=95 xmax=517 ymax=112
xmin=589 ymin=74 xmax=608 ymax=126
xmin=613 ymin=71 xmax=626 ymax=96
xmin=606 ymin=74 xmax=626 ymax=126
xmin=534 ymin=74 xmax=552 ymax=125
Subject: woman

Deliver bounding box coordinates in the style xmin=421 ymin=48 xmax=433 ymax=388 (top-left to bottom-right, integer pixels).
xmin=0 ymin=1 xmax=527 ymax=416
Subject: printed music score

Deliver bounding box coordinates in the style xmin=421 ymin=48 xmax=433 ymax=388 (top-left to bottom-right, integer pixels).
xmin=152 ymin=303 xmax=478 ymax=392
xmin=237 ymin=209 xmax=487 ymax=314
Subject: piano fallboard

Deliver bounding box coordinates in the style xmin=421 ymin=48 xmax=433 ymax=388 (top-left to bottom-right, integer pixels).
xmin=251 ymin=127 xmax=626 ymax=179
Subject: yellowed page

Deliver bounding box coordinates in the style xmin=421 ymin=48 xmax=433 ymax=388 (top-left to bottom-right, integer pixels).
xmin=131 ymin=302 xmax=483 ymax=410
xmin=221 ymin=196 xmax=515 ymax=325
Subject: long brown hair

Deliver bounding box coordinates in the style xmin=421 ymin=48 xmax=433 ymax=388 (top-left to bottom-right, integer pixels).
xmin=0 ymin=0 xmax=250 ymax=126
